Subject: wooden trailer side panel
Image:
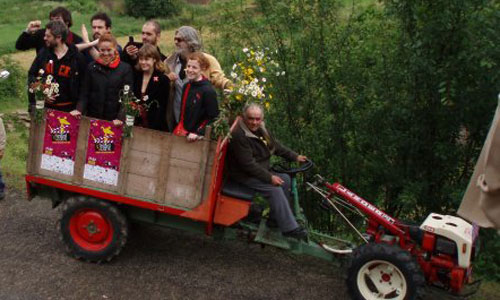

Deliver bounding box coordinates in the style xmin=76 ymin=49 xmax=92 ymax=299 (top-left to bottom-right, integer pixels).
xmin=28 ymin=112 xmax=216 ymax=212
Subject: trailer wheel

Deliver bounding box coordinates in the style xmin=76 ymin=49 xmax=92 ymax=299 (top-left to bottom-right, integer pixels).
xmin=347 ymin=243 xmax=425 ymax=300
xmin=60 ymin=196 xmax=128 ymax=263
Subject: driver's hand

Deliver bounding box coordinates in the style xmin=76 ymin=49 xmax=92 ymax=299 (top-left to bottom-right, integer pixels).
xmin=297 ymin=155 xmax=308 ymax=163
xmin=271 ymin=175 xmax=284 ymax=186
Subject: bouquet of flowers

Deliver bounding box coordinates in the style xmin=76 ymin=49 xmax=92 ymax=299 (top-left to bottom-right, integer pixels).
xmin=213 ymin=47 xmax=284 ymax=138
xmin=119 ymin=85 xmax=142 ymax=125
xmin=118 ymin=85 xmax=157 ymax=137
xmin=29 ymin=67 xmax=60 ymax=121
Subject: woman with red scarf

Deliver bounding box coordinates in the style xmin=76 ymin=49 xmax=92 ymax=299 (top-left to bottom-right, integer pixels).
xmin=71 ymin=33 xmax=133 ymax=125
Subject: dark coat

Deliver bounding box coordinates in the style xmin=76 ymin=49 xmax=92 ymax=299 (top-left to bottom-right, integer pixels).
xmin=226 ymin=120 xmax=298 ymax=184
xmin=177 ymin=78 xmax=218 ymax=136
xmin=132 ymin=70 xmax=170 ymax=131
xmin=28 ymin=44 xmax=87 ymax=111
xmin=77 ymin=60 xmax=134 ymax=121
xmin=16 ymin=29 xmax=83 ymax=53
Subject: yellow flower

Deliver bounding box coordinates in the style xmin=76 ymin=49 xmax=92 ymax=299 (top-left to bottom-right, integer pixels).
xmin=265 ymin=102 xmax=270 ymax=109
xmin=247 ymin=68 xmax=254 ymax=75
xmin=269 ymin=94 xmax=273 ymax=99
xmin=235 ymin=94 xmax=243 ymax=101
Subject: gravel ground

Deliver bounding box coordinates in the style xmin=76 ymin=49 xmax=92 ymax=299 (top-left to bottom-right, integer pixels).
xmin=0 ymin=189 xmax=348 ymax=300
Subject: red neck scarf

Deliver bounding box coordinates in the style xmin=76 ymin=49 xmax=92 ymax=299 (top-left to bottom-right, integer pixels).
xmin=96 ymin=51 xmax=121 ymax=69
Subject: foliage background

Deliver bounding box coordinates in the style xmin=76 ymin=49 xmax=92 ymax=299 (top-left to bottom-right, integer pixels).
xmin=208 ymin=0 xmax=500 ymax=281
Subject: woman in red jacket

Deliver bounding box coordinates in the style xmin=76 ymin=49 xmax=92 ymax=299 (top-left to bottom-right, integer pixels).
xmin=173 ymin=52 xmax=219 ymax=142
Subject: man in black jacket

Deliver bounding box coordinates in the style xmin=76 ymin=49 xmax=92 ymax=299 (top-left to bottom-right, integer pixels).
xmin=121 ymin=20 xmax=166 ymax=66
xmin=28 ymin=21 xmax=87 ymax=112
xmin=15 ymin=7 xmax=83 ymax=54
xmin=226 ymin=103 xmax=309 ymax=240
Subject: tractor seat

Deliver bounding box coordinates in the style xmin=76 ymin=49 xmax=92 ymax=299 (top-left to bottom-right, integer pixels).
xmin=221 ymin=180 xmax=256 ymax=202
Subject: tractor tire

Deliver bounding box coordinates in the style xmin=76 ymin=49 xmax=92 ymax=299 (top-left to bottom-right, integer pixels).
xmin=59 ymin=196 xmax=128 ymax=263
xmin=346 ymin=243 xmax=425 ymax=300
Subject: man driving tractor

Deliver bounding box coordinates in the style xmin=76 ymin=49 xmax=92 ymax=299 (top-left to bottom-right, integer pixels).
xmin=226 ymin=103 xmax=308 ymax=240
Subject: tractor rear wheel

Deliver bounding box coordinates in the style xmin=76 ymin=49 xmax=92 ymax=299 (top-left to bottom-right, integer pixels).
xmin=59 ymin=196 xmax=128 ymax=263
xmin=347 ymin=243 xmax=425 ymax=300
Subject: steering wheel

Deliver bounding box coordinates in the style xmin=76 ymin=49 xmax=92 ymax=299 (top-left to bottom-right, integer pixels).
xmin=271 ymin=159 xmax=314 ymax=176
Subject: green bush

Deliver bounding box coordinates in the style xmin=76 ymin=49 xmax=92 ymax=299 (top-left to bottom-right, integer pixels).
xmin=210 ymin=0 xmax=500 ymax=279
xmin=124 ymin=0 xmax=181 ymax=19
xmin=0 ymin=57 xmax=25 ymax=104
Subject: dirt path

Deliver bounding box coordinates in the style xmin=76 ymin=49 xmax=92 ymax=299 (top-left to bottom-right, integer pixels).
xmin=0 ymin=189 xmax=348 ymax=299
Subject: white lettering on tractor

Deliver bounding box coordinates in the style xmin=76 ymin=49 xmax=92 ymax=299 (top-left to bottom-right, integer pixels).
xmin=337 ymin=186 xmax=395 ymax=224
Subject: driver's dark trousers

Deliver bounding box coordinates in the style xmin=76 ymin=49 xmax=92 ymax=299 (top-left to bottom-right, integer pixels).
xmin=237 ymin=172 xmax=299 ymax=233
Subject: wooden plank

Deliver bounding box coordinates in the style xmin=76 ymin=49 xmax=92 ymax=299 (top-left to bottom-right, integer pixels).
xmin=153 ymin=135 xmax=172 ymax=203
xmin=127 ymin=149 xmax=161 ymax=178
xmin=117 ymin=136 xmax=131 ymax=195
xmin=200 ymin=143 xmax=216 ymax=201
xmin=169 ymin=136 xmax=204 ymax=163
xmin=32 ymin=114 xmax=47 ymax=175
xmin=72 ymin=118 xmax=90 ymax=185
xmin=193 ymin=137 xmax=211 ymax=205
xmin=164 ymin=158 xmax=200 ymax=208
xmin=125 ymin=173 xmax=157 ymax=199
xmin=129 ymin=127 xmax=163 ymax=154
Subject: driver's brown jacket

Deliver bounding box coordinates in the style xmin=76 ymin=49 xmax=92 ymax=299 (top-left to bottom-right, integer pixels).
xmin=226 ymin=119 xmax=298 ymax=184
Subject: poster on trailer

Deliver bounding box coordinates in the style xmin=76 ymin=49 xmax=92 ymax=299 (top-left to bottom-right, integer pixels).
xmin=83 ymin=119 xmax=123 ymax=186
xmin=40 ymin=110 xmax=80 ymax=175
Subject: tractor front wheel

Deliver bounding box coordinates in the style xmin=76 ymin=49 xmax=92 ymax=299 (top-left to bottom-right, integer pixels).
xmin=347 ymin=243 xmax=425 ymax=300
xmin=59 ymin=196 xmax=128 ymax=263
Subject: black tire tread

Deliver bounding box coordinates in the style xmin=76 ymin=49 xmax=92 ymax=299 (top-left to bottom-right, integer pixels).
xmin=59 ymin=196 xmax=128 ymax=263
xmin=346 ymin=242 xmax=426 ymax=300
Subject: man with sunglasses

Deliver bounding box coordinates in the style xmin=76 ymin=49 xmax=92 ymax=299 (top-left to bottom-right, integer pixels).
xmin=226 ymin=103 xmax=309 ymax=241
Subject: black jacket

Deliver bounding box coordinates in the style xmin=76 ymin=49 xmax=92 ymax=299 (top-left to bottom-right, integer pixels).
xmin=16 ymin=29 xmax=83 ymax=53
xmin=121 ymin=42 xmax=167 ymax=66
xmin=77 ymin=60 xmax=134 ymax=121
xmin=226 ymin=120 xmax=298 ymax=184
xmin=133 ymin=70 xmax=170 ymax=131
xmin=28 ymin=44 xmax=87 ymax=111
xmin=177 ymin=78 xmax=218 ymax=136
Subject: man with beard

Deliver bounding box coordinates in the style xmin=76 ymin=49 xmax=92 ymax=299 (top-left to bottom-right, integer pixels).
xmin=28 ymin=21 xmax=87 ymax=112
xmin=164 ymin=26 xmax=230 ymax=131
xmin=121 ymin=20 xmax=166 ymax=66
xmin=16 ymin=7 xmax=83 ymax=54
xmin=78 ymin=12 xmax=122 ymax=61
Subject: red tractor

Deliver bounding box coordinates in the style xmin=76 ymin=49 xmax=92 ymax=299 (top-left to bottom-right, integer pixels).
xmin=307 ymin=176 xmax=480 ymax=299
xmin=26 ymin=112 xmax=480 ymax=300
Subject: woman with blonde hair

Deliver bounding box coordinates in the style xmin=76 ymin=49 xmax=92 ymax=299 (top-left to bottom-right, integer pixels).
xmin=132 ymin=44 xmax=170 ymax=131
